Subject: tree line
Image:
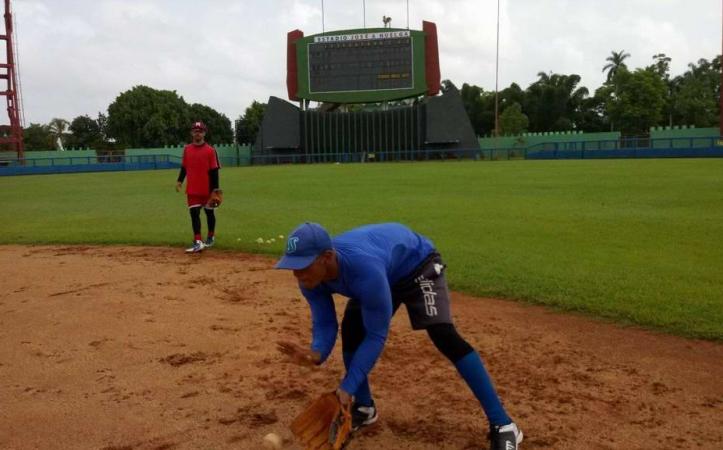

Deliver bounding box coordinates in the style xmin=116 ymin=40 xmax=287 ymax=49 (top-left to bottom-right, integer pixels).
xmin=461 ymin=51 xmax=720 ymax=137
xmin=23 ymin=86 xmax=237 ymax=151
xmin=21 ymin=50 xmax=720 ymax=151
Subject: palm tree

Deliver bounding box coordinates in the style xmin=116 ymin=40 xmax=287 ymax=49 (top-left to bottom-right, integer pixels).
xmin=47 ymin=118 xmax=70 ymax=150
xmin=602 ymin=50 xmax=631 ymax=82
xmin=525 ymin=72 xmax=589 ymax=131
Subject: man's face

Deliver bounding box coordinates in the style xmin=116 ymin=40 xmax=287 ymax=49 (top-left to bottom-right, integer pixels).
xmin=293 ymin=254 xmax=327 ymax=289
xmin=191 ymin=129 xmax=205 ymax=143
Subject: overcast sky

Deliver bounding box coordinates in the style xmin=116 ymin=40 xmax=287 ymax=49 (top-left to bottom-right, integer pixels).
xmin=14 ymin=0 xmax=722 ymax=125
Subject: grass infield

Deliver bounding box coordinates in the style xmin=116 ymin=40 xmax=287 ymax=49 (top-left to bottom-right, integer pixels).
xmin=1 ymin=158 xmax=721 ymax=340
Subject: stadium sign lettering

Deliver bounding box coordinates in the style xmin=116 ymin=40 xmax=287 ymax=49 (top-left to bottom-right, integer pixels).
xmin=313 ymin=30 xmax=410 ymax=43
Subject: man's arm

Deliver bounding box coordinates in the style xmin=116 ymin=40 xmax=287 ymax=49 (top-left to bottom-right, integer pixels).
xmin=176 ymin=147 xmax=187 ymax=192
xmin=176 ymin=167 xmax=186 ymax=192
xmin=303 ymin=287 xmax=338 ymax=363
xmin=339 ymin=267 xmax=393 ymax=395
xmin=208 ymin=147 xmax=220 ymax=192
xmin=209 ymin=168 xmax=219 ymax=192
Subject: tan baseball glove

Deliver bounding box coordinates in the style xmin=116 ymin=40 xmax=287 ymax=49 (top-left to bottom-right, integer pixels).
xmin=206 ymin=189 xmax=223 ymax=208
xmin=290 ymin=391 xmax=352 ymax=450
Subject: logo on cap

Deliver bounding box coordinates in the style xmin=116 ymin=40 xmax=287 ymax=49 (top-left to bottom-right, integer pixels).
xmin=286 ymin=236 xmax=299 ymax=253
xmin=274 ymin=222 xmax=332 ymax=270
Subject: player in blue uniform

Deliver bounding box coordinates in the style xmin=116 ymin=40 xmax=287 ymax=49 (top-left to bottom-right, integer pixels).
xmin=275 ymin=222 xmax=523 ymax=450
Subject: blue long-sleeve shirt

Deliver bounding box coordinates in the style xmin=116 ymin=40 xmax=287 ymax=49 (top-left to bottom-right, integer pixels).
xmin=299 ymin=223 xmax=435 ymax=395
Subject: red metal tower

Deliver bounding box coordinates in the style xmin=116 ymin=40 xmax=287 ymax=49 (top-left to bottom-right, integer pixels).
xmin=0 ymin=0 xmax=23 ymax=158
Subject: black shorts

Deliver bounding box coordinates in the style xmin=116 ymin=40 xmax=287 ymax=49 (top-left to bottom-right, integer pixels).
xmin=392 ymin=252 xmax=453 ymax=329
xmin=344 ymin=252 xmax=453 ymax=330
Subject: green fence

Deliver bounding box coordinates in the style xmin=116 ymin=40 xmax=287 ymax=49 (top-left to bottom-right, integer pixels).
xmin=477 ymin=127 xmax=719 ymax=150
xmin=478 ymin=130 xmax=621 ymax=150
xmin=125 ymin=144 xmax=252 ymax=166
xmin=2 ymin=145 xmax=253 ymax=168
xmin=3 ymin=127 xmax=720 ymax=175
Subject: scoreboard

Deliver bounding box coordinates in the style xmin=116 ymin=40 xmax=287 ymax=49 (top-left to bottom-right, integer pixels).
xmin=287 ymin=23 xmax=440 ymax=103
xmin=309 ymin=31 xmax=413 ymax=93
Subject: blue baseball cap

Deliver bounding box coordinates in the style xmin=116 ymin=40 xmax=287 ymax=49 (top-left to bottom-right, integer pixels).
xmin=275 ymin=222 xmax=332 ymax=270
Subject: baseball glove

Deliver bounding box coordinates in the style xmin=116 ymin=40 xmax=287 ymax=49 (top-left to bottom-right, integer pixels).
xmin=290 ymin=391 xmax=352 ymax=450
xmin=206 ymin=189 xmax=223 ymax=208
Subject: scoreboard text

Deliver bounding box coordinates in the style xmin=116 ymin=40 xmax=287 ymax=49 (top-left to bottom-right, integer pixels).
xmin=309 ymin=31 xmax=413 ymax=93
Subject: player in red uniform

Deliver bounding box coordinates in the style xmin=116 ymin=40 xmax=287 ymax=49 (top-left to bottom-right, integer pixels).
xmin=175 ymin=121 xmax=221 ymax=253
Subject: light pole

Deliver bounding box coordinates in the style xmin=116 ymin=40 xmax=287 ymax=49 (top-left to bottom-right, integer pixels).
xmin=494 ymin=0 xmax=500 ymax=139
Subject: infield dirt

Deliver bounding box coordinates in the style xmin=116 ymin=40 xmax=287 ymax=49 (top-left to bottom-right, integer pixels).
xmin=1 ymin=245 xmax=721 ymax=449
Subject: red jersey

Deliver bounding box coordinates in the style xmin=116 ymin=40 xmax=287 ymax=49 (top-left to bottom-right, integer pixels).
xmin=181 ymin=143 xmax=220 ymax=195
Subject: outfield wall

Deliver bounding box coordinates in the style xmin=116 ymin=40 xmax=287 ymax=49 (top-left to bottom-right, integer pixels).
xmin=2 ymin=129 xmax=720 ymax=175
xmin=649 ymin=126 xmax=718 ymax=139
xmin=478 ymin=131 xmax=621 ymax=150
xmin=477 ymin=127 xmax=719 ymax=150
xmin=0 ymin=145 xmax=252 ymax=175
xmin=124 ymin=144 xmax=252 ymax=167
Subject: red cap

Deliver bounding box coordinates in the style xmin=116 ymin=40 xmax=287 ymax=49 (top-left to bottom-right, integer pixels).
xmin=191 ymin=121 xmax=207 ymax=131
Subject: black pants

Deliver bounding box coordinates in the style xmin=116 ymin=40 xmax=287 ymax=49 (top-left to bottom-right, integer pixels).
xmin=189 ymin=206 xmax=216 ymax=235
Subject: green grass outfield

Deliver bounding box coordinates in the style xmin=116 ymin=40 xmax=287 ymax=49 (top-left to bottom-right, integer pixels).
xmin=1 ymin=158 xmax=722 ymax=340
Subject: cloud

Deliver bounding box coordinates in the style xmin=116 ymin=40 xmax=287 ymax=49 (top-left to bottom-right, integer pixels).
xmin=12 ymin=0 xmax=721 ymax=125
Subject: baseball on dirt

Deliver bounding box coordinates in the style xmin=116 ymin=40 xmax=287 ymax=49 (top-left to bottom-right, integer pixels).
xmin=262 ymin=432 xmax=283 ymax=449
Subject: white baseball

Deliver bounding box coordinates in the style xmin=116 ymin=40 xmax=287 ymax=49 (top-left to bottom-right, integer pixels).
xmin=262 ymin=432 xmax=283 ymax=449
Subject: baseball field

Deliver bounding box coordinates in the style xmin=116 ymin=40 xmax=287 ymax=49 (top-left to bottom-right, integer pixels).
xmin=1 ymin=158 xmax=722 ymax=449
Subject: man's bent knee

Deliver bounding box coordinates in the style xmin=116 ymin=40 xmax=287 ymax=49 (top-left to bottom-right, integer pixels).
xmin=426 ymin=323 xmax=473 ymax=362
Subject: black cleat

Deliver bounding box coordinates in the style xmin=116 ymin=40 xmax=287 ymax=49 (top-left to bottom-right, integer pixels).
xmin=489 ymin=422 xmax=523 ymax=450
xmin=351 ymin=401 xmax=378 ymax=431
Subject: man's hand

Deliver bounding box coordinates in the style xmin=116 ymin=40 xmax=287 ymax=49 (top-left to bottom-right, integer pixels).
xmin=336 ymin=387 xmax=352 ymax=408
xmin=175 ymin=181 xmax=183 ymax=192
xmin=277 ymin=341 xmax=321 ymax=367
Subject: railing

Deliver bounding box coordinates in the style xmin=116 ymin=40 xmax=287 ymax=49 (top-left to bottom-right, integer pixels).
xmin=0 ymin=154 xmax=182 ymax=176
xmin=250 ymin=136 xmax=723 ymax=165
xmin=250 ymin=148 xmax=488 ymax=165
xmin=1 ymin=136 xmax=721 ymax=175
xmin=525 ymin=136 xmax=723 ymax=159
